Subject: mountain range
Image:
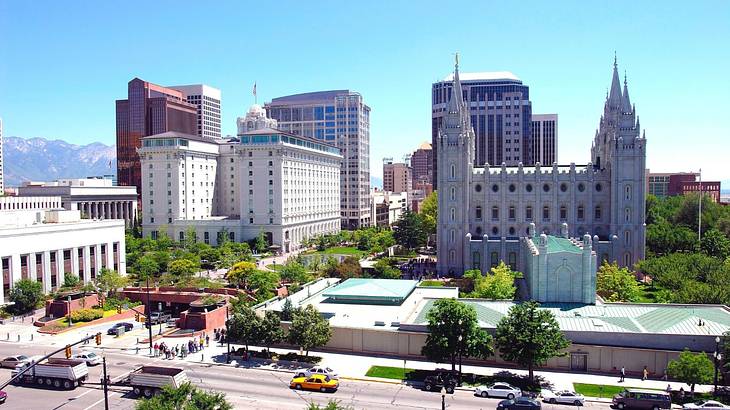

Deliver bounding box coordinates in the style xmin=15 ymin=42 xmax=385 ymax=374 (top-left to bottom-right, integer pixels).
xmin=2 ymin=136 xmax=116 ymax=187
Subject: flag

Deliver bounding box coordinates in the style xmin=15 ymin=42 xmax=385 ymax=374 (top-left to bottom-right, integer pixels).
xmin=253 ymin=82 xmax=257 ymax=98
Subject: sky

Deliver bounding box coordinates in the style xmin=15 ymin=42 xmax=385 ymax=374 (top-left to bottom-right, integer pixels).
xmin=1 ymin=0 xmax=729 ymax=182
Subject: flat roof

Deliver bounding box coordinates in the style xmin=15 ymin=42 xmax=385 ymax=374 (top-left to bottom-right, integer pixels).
xmin=408 ymin=300 xmax=730 ymax=336
xmin=531 ymin=236 xmax=582 ymax=254
xmin=322 ymin=279 xmax=418 ymax=304
xmin=441 ymin=71 xmax=521 ymax=83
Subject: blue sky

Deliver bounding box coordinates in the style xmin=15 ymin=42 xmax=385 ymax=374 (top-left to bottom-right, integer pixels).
xmin=1 ymin=0 xmax=729 ymax=181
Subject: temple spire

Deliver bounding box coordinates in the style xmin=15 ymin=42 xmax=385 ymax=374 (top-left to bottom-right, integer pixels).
xmin=608 ymin=54 xmax=622 ymax=108
xmin=621 ymin=71 xmax=632 ymax=112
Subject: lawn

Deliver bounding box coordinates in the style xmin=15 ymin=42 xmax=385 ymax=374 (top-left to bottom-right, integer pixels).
xmin=57 ymin=309 xmax=118 ymax=327
xmin=365 ymin=365 xmax=416 ymax=380
xmin=364 ymin=365 xmax=543 ymax=391
xmin=573 ymin=383 xmax=662 ymax=398
xmin=419 ymin=280 xmax=445 ymax=287
xmin=635 ymin=283 xmax=670 ymax=303
xmin=315 ymin=247 xmax=365 ymax=256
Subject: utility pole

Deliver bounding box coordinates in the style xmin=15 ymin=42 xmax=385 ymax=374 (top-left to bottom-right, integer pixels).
xmin=146 ymin=277 xmax=153 ymax=356
xmin=102 ymin=357 xmax=110 ymax=410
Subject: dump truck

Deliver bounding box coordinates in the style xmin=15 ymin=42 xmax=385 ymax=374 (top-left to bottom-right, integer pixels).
xmin=11 ymin=358 xmax=89 ymax=390
xmin=124 ymin=366 xmax=188 ymax=398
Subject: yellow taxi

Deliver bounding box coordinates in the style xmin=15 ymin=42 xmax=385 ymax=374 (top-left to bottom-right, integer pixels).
xmin=290 ymin=373 xmax=339 ymax=392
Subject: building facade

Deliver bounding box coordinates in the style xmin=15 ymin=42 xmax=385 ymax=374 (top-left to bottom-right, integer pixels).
xmin=382 ymin=159 xmax=412 ymax=193
xmin=265 ymin=90 xmax=371 ymax=229
xmin=16 ymin=178 xmax=138 ymax=227
xmin=411 ymin=142 xmax=433 ymax=187
xmin=237 ymin=104 xmax=278 ymax=134
xmin=647 ymin=171 xmax=721 ymax=203
xmin=432 ymin=71 xmax=533 ymax=188
xmin=116 ymin=78 xmax=198 ymax=196
xmin=531 ymin=114 xmax=558 ymax=165
xmin=0 ymin=118 xmax=3 ymax=193
xmin=437 ymin=57 xmax=646 ymax=275
xmin=0 ymin=209 xmax=126 ymax=302
xmin=372 ymin=190 xmax=408 ymax=227
xmin=168 ymin=84 xmax=222 ymax=139
xmin=139 ymin=129 xmax=341 ymax=252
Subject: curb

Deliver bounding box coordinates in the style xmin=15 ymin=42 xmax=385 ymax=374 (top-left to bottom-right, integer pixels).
xmin=340 ymin=376 xmax=404 ymax=385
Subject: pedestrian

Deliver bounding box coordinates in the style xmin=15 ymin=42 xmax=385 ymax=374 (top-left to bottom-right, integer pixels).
xmin=182 ymin=344 xmax=187 ymax=358
xmin=666 ymin=384 xmax=672 ymax=393
xmin=620 ymin=366 xmax=625 ymax=382
xmin=642 ymin=366 xmax=649 ymax=381
xmin=199 ymin=337 xmax=204 ymax=351
xmin=205 ymin=334 xmax=210 ymax=347
xmin=679 ymin=387 xmax=685 ymax=400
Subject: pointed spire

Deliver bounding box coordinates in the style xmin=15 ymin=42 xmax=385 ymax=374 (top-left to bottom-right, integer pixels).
xmin=447 ymin=52 xmax=463 ymax=115
xmin=621 ymin=71 xmax=632 ymax=112
xmin=635 ymin=115 xmax=640 ymax=131
xmin=608 ymin=54 xmax=622 ymax=108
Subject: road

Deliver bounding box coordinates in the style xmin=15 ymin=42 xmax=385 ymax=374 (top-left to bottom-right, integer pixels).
xmin=0 ymin=341 xmax=617 ymax=410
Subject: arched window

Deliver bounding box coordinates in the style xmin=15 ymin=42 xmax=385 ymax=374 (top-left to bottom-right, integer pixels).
xmin=625 ymin=185 xmax=631 ymax=201
xmin=491 ymin=206 xmax=499 ymax=220
xmin=450 ymin=164 xmax=456 ymax=179
xmin=450 ymin=187 xmax=456 ymax=201
xmin=624 ymin=230 xmax=631 ymax=246
xmin=625 ymin=208 xmax=631 ymax=222
xmin=449 ymin=250 xmax=455 ymax=263
xmin=594 ymin=205 xmax=602 ymax=221
xmin=492 ymin=226 xmax=499 ymax=236
xmin=560 ymin=205 xmax=567 ymax=221
xmin=450 ymin=229 xmax=455 ymax=243
xmin=490 ymin=252 xmax=499 ymax=268
xmin=509 ymin=226 xmax=515 ymax=235
xmin=624 ymin=252 xmax=631 ymax=267
xmin=577 ymin=205 xmax=585 ymax=221
xmin=508 ymin=206 xmax=516 ymax=220
xmin=525 ymin=206 xmax=533 ymax=221
xmin=508 ymin=252 xmax=517 ymax=270
xmin=475 ymin=226 xmax=482 ymax=236
xmin=472 ymin=252 xmax=481 ymax=270
xmin=542 ymin=206 xmax=550 ymax=221
xmin=450 ymin=208 xmax=456 ymax=221
xmin=475 ymin=206 xmax=482 ymax=220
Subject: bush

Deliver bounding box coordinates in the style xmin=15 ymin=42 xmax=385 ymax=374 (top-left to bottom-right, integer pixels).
xmin=69 ymin=308 xmax=104 ymax=322
xmin=278 ymin=352 xmax=322 ymax=364
xmin=101 ymin=296 xmax=142 ymax=311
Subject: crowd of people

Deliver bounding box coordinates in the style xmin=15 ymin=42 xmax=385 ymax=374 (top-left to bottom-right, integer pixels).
xmin=153 ymin=333 xmax=210 ymax=360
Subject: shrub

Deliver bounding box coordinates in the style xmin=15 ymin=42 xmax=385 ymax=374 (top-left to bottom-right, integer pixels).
xmin=69 ymin=308 xmax=104 ymax=322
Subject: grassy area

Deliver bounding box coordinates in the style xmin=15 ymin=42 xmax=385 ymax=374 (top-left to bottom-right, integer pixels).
xmin=635 ymin=283 xmax=670 ymax=303
xmin=57 ymin=309 xmax=118 ymax=327
xmin=573 ymin=383 xmax=663 ymax=398
xmin=364 ymin=365 xmax=543 ymax=392
xmin=419 ymin=280 xmax=445 ymax=287
xmin=315 ymin=247 xmax=365 ymax=256
xmin=266 ymin=264 xmax=285 ymax=271
xmin=365 ymin=365 xmax=417 ymax=380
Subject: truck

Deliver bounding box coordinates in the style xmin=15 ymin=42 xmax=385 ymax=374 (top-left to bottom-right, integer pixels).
xmin=149 ymin=311 xmax=172 ymax=325
xmin=124 ymin=366 xmax=188 ymax=398
xmin=11 ymin=358 xmax=89 ymax=390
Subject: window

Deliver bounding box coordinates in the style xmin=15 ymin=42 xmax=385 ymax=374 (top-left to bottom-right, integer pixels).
xmin=508 ymin=252 xmax=517 ymax=270
xmin=491 ymin=206 xmax=499 ymax=220
xmin=624 ymin=230 xmax=631 ymax=245
xmin=203 ymin=232 xmax=209 ymax=244
xmin=526 ymin=206 xmax=533 ymax=221
xmin=560 ymin=183 xmax=567 ymax=192
xmin=624 ymin=252 xmax=631 ymax=266
xmin=450 ymin=164 xmax=455 ymax=179
xmin=491 ymin=184 xmax=499 ymax=193
xmin=475 ymin=206 xmax=482 ymax=220
xmin=577 ymin=206 xmax=585 ymax=221
xmin=475 ymin=226 xmax=482 ymax=236
xmin=625 ymin=207 xmax=631 ymax=222
xmin=508 ymin=226 xmax=515 ymax=235
xmin=509 ymin=184 xmax=516 ymax=192
xmin=542 ymin=206 xmax=550 ymax=221
xmin=492 ymin=226 xmax=499 ymax=236
xmin=560 ymin=206 xmax=567 ymax=221
xmin=543 ymin=183 xmax=550 ymax=193
xmin=625 ymin=185 xmax=631 ymax=200
xmin=595 ymin=183 xmax=602 ymax=192
xmin=526 ymin=184 xmax=533 ymax=192
xmin=472 ymin=252 xmax=481 ymax=270
xmin=491 ymin=252 xmax=499 ymax=268
xmin=449 ymin=250 xmax=455 ymax=263
xmin=450 ymin=187 xmax=456 ymax=201
xmin=450 ymin=208 xmax=455 ymax=221
xmin=179 ymin=232 xmax=184 ymax=241
xmin=578 ymin=183 xmax=585 ymax=192
xmin=595 ymin=206 xmax=602 ymax=220
xmin=508 ymin=206 xmax=515 ymax=220
xmin=450 ymin=229 xmax=455 ymax=243
xmin=475 ymin=184 xmax=482 ymax=192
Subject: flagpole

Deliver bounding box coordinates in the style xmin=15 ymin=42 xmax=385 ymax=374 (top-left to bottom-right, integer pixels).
xmin=698 ymin=168 xmax=702 ymax=242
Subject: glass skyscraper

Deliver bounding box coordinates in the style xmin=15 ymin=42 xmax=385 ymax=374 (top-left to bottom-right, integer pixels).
xmin=266 ymin=90 xmax=371 ymax=229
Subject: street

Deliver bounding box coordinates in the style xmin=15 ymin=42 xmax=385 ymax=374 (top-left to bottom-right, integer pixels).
xmin=0 ymin=341 xmax=616 ymax=410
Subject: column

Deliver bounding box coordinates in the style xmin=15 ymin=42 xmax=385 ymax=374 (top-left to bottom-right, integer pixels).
xmin=42 ymin=251 xmax=52 ymax=293
xmin=82 ymin=246 xmax=91 ymax=283
xmin=94 ymin=244 xmax=102 ymax=278
xmin=10 ymin=254 xmax=22 ymax=286
xmin=72 ymin=247 xmax=80 ymax=281
xmin=56 ymin=250 xmax=65 ymax=288
xmin=91 ymin=202 xmax=97 ymax=219
xmin=118 ymin=239 xmax=127 ymax=275
xmin=29 ymin=253 xmax=37 ymax=282
xmin=105 ymin=242 xmax=113 ymax=271
xmin=0 ymin=259 xmax=4 ymax=303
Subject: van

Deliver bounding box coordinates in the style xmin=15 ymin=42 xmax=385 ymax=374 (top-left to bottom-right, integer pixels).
xmin=612 ymin=388 xmax=671 ymax=410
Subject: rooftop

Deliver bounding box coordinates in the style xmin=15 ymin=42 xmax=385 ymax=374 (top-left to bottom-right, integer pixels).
xmin=441 ymin=71 xmax=521 ymax=83
xmin=322 ymin=278 xmax=419 ymax=305
xmin=269 ymin=90 xmax=359 ymax=105
xmin=531 ymin=235 xmax=583 ymax=254
xmin=142 ymin=131 xmax=223 ymax=144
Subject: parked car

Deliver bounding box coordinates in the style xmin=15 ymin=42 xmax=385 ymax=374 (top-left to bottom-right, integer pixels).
xmin=541 ymin=389 xmax=585 ymax=406
xmin=294 ymin=366 xmax=338 ymax=379
xmin=289 ymin=374 xmax=339 ymax=393
xmin=475 ymin=382 xmax=523 ymax=399
xmin=423 ymin=370 xmax=458 ymax=394
xmin=497 ymin=397 xmax=541 ymax=409
xmin=0 ymin=355 xmax=31 ymax=369
xmin=107 ymin=322 xmax=134 ymax=335
xmin=613 ymin=388 xmax=671 ymax=410
xmin=0 ymin=390 xmax=6 ymax=404
xmin=71 ymin=352 xmax=101 ymax=366
xmin=683 ymin=400 xmax=730 ymax=409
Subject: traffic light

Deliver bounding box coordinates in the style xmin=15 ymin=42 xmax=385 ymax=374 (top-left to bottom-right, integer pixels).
xmin=95 ymin=333 xmax=102 ymax=345
xmin=64 ymin=345 xmax=72 ymax=359
xmin=135 ymin=312 xmax=140 ymax=322
xmin=117 ymin=305 xmax=122 ymax=314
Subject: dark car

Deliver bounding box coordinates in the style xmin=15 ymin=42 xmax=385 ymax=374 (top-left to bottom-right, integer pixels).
xmin=423 ymin=370 xmax=458 ymax=394
xmin=497 ymin=397 xmax=541 ymax=409
xmin=0 ymin=390 xmax=6 ymax=404
xmin=107 ymin=322 xmax=134 ymax=335
xmin=612 ymin=388 xmax=671 ymax=410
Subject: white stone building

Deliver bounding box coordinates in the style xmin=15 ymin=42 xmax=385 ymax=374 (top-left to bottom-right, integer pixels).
xmin=168 ymin=84 xmax=222 ymax=139
xmin=372 ymin=190 xmax=408 ymax=227
xmin=437 ymin=57 xmax=646 ymax=276
xmin=237 ymin=104 xmax=278 ymax=135
xmin=16 ymin=178 xmax=138 ymax=227
xmin=139 ymin=128 xmax=341 ymax=252
xmin=0 ymin=208 xmax=126 ymax=302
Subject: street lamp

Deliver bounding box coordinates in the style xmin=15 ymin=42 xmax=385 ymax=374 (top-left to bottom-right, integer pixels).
xmin=146 ymin=277 xmax=153 ymax=356
xmin=226 ymin=304 xmax=231 ymax=364
xmin=67 ymin=296 xmax=73 ymax=327
xmin=715 ymin=336 xmax=722 ymax=396
xmin=158 ymin=302 xmax=163 ymax=335
xmin=440 ymin=386 xmax=446 ymax=410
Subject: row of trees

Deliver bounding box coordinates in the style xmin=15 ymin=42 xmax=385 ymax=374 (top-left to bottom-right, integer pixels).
xmin=303 ymin=227 xmax=395 ymax=255
xmin=225 ymin=261 xmax=281 ymax=304
xmin=422 ymin=299 xmax=569 ymax=382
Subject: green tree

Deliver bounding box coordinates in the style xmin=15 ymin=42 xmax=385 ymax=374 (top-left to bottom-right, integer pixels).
xmin=254 ymin=231 xmax=268 ymax=253
xmin=700 ymin=229 xmax=730 ymax=260
xmin=305 ymin=400 xmax=354 ymax=410
xmin=136 ymin=254 xmax=160 ymax=281
xmin=334 ymin=256 xmax=362 ymax=279
xmin=392 ymin=210 xmax=427 ymax=250
xmin=183 ymin=227 xmax=197 ymax=250
xmin=8 ymin=279 xmax=43 ymax=314
xmin=95 ymin=268 xmax=128 ymax=296
xmin=168 ymin=259 xmax=200 ymax=277
xmin=288 ymin=304 xmax=331 ymax=356
xmin=256 ymin=310 xmax=284 ymax=355
xmin=226 ymin=261 xmax=257 ymax=288
xmin=495 ymin=301 xmax=569 ymax=382
xmin=281 ymin=298 xmax=294 ymax=321
xmin=63 ymin=273 xmax=80 ymax=289
xmin=666 ymin=349 xmax=714 ymax=393
xmin=135 ymin=381 xmax=232 ymax=410
xmin=373 ymin=259 xmax=401 ymax=279
xmin=421 ymin=298 xmax=494 ymax=373
xmin=248 ymin=270 xmax=280 ymax=302
xmin=227 ymin=305 xmax=260 ymax=351
xmin=280 ymin=262 xmax=313 ymax=285
xmin=464 ymin=262 xmax=517 ymax=300
xmin=419 ymin=191 xmax=438 ymax=237
xmin=596 ymin=261 xmax=641 ymax=302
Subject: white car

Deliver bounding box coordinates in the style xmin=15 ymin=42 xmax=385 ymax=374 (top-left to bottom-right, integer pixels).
xmin=72 ymin=351 xmax=102 ymax=366
xmin=541 ymin=389 xmax=585 ymax=406
xmin=294 ymin=366 xmax=338 ymax=379
xmin=475 ymin=382 xmax=522 ymax=399
xmin=683 ymin=400 xmax=730 ymax=409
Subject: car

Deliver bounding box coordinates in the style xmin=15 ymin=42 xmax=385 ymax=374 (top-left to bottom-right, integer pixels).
xmin=71 ymin=351 xmax=102 ymax=366
xmin=149 ymin=312 xmax=171 ymax=324
xmin=0 ymin=355 xmax=30 ymax=369
xmin=613 ymin=388 xmax=671 ymax=410
xmin=423 ymin=370 xmax=458 ymax=394
xmin=107 ymin=322 xmax=134 ymax=335
xmin=289 ymin=374 xmax=339 ymax=392
xmin=294 ymin=366 xmax=339 ymax=379
xmin=475 ymin=382 xmax=523 ymax=399
xmin=541 ymin=389 xmax=585 ymax=406
xmin=497 ymin=397 xmax=541 ymax=409
xmin=0 ymin=390 xmax=6 ymax=404
xmin=683 ymin=400 xmax=730 ymax=409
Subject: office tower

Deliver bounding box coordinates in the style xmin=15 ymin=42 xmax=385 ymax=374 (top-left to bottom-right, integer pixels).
xmin=432 ymin=71 xmax=532 ymax=188
xmin=531 ymin=114 xmax=558 ymax=165
xmin=265 ymin=90 xmax=371 ymax=229
xmin=382 ymin=159 xmax=412 ymax=193
xmin=647 ymin=171 xmax=721 ymax=202
xmin=0 ymin=118 xmax=3 ymax=193
xmin=168 ymin=84 xmax=222 ymax=139
xmin=237 ymin=104 xmax=278 ymax=134
xmin=115 ymin=78 xmax=198 ymax=195
xmin=411 ymin=141 xmax=433 ymax=187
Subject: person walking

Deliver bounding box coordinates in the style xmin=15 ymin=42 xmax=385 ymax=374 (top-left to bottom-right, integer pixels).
xmin=620 ymin=366 xmax=625 ymax=382
xmin=642 ymin=366 xmax=649 ymax=381
xmin=153 ymin=343 xmax=159 ymax=357
xmin=205 ymin=334 xmax=210 ymax=347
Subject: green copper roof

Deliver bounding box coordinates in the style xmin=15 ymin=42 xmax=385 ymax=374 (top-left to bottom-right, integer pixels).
xmin=531 ymin=235 xmax=582 ymax=254
xmin=322 ymin=279 xmax=418 ymax=305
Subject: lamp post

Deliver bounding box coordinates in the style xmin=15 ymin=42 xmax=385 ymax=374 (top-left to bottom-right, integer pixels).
xmin=440 ymin=386 xmax=446 ymax=410
xmin=146 ymin=276 xmax=152 ymax=356
xmin=715 ymin=336 xmax=722 ymax=396
xmin=158 ymin=302 xmax=163 ymax=335
xmin=67 ymin=296 xmax=73 ymax=327
xmin=226 ymin=305 xmax=231 ymax=364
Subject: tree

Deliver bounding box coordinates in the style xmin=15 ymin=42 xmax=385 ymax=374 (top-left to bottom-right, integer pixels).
xmin=135 ymin=382 xmax=232 ymax=410
xmin=281 ymin=298 xmax=294 ymax=321
xmin=288 ymin=304 xmax=331 ymax=356
xmin=183 ymin=227 xmax=197 ymax=250
xmin=227 ymin=305 xmax=260 ymax=351
xmin=226 ymin=261 xmax=257 ymax=288
xmin=596 ymin=261 xmax=641 ymax=302
xmin=495 ymin=301 xmax=569 ymax=382
xmin=168 ymin=259 xmax=200 ymax=277
xmin=248 ymin=270 xmax=280 ymax=302
xmin=305 ymin=400 xmax=353 ymax=410
xmin=392 ymin=210 xmax=427 ymax=250
xmin=464 ymin=262 xmax=517 ymax=300
xmin=701 ymin=229 xmax=730 ymax=260
xmin=666 ymin=349 xmax=714 ymax=393
xmin=63 ymin=273 xmax=80 ymax=289
xmin=419 ymin=191 xmax=438 ymax=238
xmin=421 ymin=298 xmax=493 ymax=373
xmin=136 ymin=254 xmax=160 ymax=281
xmin=8 ymin=279 xmax=43 ymax=315
xmin=280 ymin=262 xmax=313 ymax=285
xmin=256 ymin=310 xmax=284 ymax=355
xmin=254 ymin=231 xmax=268 ymax=254
xmin=95 ymin=268 xmax=128 ymax=296
xmin=334 ymin=256 xmax=362 ymax=279
xmin=373 ymin=259 xmax=401 ymax=279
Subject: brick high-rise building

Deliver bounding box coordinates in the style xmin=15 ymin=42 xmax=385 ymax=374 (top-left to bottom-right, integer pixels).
xmin=0 ymin=118 xmax=4 ymax=193
xmin=411 ymin=141 xmax=433 ymax=187
xmin=382 ymin=159 xmax=412 ymax=193
xmin=115 ymin=78 xmax=198 ymax=196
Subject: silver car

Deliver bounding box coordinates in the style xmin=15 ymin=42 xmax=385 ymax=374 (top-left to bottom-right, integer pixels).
xmin=541 ymin=390 xmax=585 ymax=406
xmin=475 ymin=382 xmax=523 ymax=399
xmin=72 ymin=352 xmax=102 ymax=366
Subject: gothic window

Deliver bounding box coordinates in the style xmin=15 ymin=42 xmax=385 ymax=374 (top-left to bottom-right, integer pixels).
xmin=450 ymin=164 xmax=455 ymax=179
xmin=624 ymin=252 xmax=631 ymax=267
xmin=450 ymin=187 xmax=456 ymax=201
xmin=450 ymin=229 xmax=455 ymax=243
xmin=526 ymin=184 xmax=533 ymax=192
xmin=542 ymin=206 xmax=550 ymax=221
xmin=624 ymin=230 xmax=631 ymax=246
xmin=491 ymin=252 xmax=499 ymax=268
xmin=475 ymin=226 xmax=482 ymax=236
xmin=625 ymin=185 xmax=631 ymax=200
xmin=560 ymin=206 xmax=567 ymax=221
xmin=578 ymin=183 xmax=585 ymax=192
xmin=509 ymin=226 xmax=515 ymax=235
xmin=491 ymin=206 xmax=499 ymax=220
xmin=508 ymin=252 xmax=517 ymax=270
xmin=475 ymin=206 xmax=482 ymax=220
xmin=595 ymin=183 xmax=603 ymax=192
xmin=577 ymin=205 xmax=585 ymax=221
xmin=526 ymin=206 xmax=533 ymax=221
xmin=449 ymin=250 xmax=455 ymax=264
xmin=595 ymin=206 xmax=602 ymax=221
xmin=472 ymin=252 xmax=481 ymax=270
xmin=625 ymin=208 xmax=631 ymax=222
xmin=450 ymin=208 xmax=455 ymax=221
xmin=508 ymin=206 xmax=516 ymax=220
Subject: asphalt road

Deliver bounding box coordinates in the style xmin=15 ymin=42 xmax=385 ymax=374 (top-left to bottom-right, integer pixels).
xmin=0 ymin=342 xmax=615 ymax=410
